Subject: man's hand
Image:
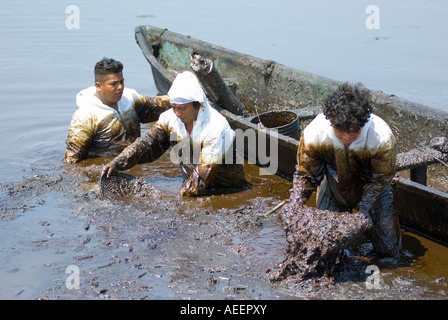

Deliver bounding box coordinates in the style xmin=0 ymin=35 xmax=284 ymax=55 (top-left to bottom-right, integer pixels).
xmin=101 ymin=160 xmax=118 ymax=179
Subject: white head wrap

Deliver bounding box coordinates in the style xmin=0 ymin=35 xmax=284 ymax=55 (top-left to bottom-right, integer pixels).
xmin=167 ymin=71 xmax=207 ymax=105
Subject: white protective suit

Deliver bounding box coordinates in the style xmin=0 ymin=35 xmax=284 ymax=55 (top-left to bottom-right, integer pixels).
xmin=110 ymin=71 xmax=249 ymax=196
xmin=290 ymin=112 xmax=401 ymax=256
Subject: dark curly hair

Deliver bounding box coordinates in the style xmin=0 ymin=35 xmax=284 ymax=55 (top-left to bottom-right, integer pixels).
xmin=323 ymin=82 xmax=373 ymax=133
xmin=94 ymin=57 xmax=123 ymax=83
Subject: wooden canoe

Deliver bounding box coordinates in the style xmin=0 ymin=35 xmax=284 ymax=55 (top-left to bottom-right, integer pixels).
xmin=134 ymin=25 xmax=448 ymax=244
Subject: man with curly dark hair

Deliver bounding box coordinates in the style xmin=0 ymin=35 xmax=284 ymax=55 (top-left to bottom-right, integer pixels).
xmin=289 ymin=82 xmax=402 ymax=257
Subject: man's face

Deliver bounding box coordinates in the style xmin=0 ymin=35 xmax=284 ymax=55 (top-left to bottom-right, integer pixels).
xmin=333 ymin=127 xmax=361 ymax=149
xmin=95 ymin=72 xmax=124 ymax=107
xmin=172 ymin=103 xmax=200 ymax=125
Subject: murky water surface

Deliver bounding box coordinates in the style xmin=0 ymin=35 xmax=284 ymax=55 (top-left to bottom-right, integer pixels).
xmin=1 ymin=0 xmax=448 ymax=300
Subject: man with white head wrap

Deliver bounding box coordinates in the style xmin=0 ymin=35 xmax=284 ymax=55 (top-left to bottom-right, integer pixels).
xmin=102 ymin=71 xmax=249 ymax=196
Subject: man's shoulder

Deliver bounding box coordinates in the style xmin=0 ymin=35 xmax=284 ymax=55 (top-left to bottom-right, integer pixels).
xmin=70 ymin=106 xmax=102 ymax=124
xmin=369 ymin=114 xmax=394 ymax=141
xmin=120 ymin=88 xmax=142 ymax=110
xmin=155 ymin=108 xmax=178 ymax=130
xmin=370 ymin=114 xmax=391 ymax=130
xmin=368 ymin=114 xmax=393 ymax=146
xmin=308 ymin=113 xmax=328 ymax=126
xmin=303 ymin=113 xmax=332 ymax=141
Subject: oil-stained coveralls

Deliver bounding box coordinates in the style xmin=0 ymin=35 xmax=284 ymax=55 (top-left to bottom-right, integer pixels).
xmin=107 ymin=71 xmax=249 ymax=196
xmin=290 ymin=113 xmax=402 ymax=256
xmin=64 ymin=86 xmax=170 ymax=163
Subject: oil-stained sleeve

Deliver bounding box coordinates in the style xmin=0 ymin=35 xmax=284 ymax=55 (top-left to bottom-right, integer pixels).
xmin=178 ymin=127 xmax=234 ymax=197
xmin=112 ymin=121 xmax=171 ymax=170
xmin=178 ymin=163 xmax=222 ymax=197
xmin=289 ymin=133 xmax=325 ymax=205
xmin=358 ymin=134 xmax=397 ymax=215
xmin=133 ymin=95 xmax=171 ymax=123
xmin=64 ymin=111 xmax=96 ymax=163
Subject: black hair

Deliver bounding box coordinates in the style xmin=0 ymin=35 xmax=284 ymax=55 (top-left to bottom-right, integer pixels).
xmin=94 ymin=58 xmax=123 ymax=83
xmin=323 ymin=82 xmax=373 ymax=132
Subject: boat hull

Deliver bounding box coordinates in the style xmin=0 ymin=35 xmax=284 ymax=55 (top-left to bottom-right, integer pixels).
xmin=393 ymin=177 xmax=448 ymax=244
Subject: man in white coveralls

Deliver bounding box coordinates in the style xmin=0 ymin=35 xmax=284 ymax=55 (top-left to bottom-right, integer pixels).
xmin=64 ymin=58 xmax=170 ymax=163
xmin=102 ymin=71 xmax=249 ymax=196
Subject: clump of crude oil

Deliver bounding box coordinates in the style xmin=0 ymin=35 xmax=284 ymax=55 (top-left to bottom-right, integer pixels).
xmin=269 ymin=202 xmax=371 ymax=284
xmin=100 ymin=172 xmax=162 ymax=200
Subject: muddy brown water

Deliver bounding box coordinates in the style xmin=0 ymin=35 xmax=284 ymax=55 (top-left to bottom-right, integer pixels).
xmin=1 ymin=150 xmax=448 ymax=300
